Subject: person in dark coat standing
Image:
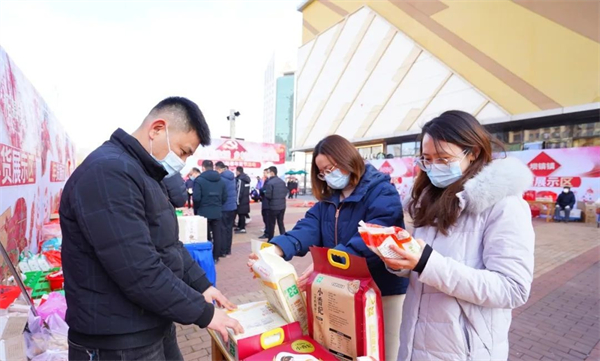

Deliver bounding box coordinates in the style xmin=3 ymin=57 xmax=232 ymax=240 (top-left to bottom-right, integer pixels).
xmin=235 ymin=166 xmax=251 ymax=234
xmin=259 ymin=168 xmax=271 ymax=239
xmin=555 ymin=186 xmax=576 ymax=222
xmin=185 ymin=172 xmax=196 ymax=208
xmin=164 ymin=172 xmax=188 ymax=208
xmin=193 ymin=160 xmax=227 ymax=262
xmin=59 ymin=97 xmax=242 ymax=360
xmin=216 ymin=162 xmax=237 ymax=257
xmin=264 ymin=166 xmax=287 ymax=240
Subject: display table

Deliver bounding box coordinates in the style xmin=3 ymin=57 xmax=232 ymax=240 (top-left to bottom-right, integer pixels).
xmin=527 ymin=200 xmax=555 ymax=222
xmin=207 ymin=329 xmax=234 ymax=361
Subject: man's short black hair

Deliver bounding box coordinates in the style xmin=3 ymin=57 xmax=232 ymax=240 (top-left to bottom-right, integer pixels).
xmin=269 ymin=166 xmax=278 ymax=176
xmin=192 ymin=167 xmax=201 ymax=173
xmin=236 ymin=166 xmax=244 ymax=173
xmin=264 ymin=168 xmax=269 ymax=172
xmin=215 ymin=161 xmax=227 ymax=169
xmin=202 ymin=160 xmax=213 ymax=170
xmin=151 ymin=97 xmax=211 ymax=147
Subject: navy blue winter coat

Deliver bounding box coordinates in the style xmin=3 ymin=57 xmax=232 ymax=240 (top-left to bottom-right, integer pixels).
xmin=60 ymin=129 xmax=213 ymax=349
xmin=270 ymin=164 xmax=408 ymax=296
xmin=220 ymin=169 xmax=238 ymax=212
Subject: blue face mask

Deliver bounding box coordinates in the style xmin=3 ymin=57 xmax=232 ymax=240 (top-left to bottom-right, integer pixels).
xmin=425 ymin=155 xmax=467 ymax=188
xmin=325 ymin=169 xmax=350 ymax=190
xmin=150 ymin=127 xmax=185 ymax=178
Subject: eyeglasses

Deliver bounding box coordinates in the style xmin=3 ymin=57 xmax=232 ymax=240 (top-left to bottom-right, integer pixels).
xmin=317 ymin=164 xmax=338 ymax=181
xmin=415 ymin=150 xmax=468 ymax=172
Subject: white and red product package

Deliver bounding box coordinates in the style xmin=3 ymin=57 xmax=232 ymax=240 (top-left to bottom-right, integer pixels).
xmin=358 ymin=221 xmax=421 ymax=259
xmin=306 ymin=247 xmax=384 ymax=361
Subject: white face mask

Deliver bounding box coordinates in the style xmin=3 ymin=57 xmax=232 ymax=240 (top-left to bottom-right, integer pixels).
xmin=325 ymin=169 xmax=350 ymax=190
xmin=150 ymin=127 xmax=185 ymax=178
xmin=563 ymin=188 xmax=569 ymax=194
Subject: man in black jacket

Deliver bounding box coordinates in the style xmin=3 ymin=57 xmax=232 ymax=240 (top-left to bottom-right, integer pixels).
xmin=259 ymin=168 xmax=271 ymax=239
xmin=193 ymin=160 xmax=227 ymax=261
xmin=60 ymin=97 xmax=242 ymax=361
xmin=235 ymin=166 xmax=251 ymax=234
xmin=264 ymin=166 xmax=287 ymax=240
xmin=555 ymin=186 xmax=576 ymax=222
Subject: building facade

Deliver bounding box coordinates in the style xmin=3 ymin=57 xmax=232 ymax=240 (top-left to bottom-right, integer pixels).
xmin=275 ymin=72 xmax=295 ymax=161
xmin=292 ymin=0 xmax=599 ymax=161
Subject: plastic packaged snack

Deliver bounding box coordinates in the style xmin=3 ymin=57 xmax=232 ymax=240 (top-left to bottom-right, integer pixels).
xmin=358 ymin=221 xmax=421 ymax=259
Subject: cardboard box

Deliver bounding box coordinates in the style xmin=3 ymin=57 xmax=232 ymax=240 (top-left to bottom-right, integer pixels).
xmin=251 ymin=240 xmax=308 ymax=334
xmin=0 ymin=336 xmax=25 ymax=361
xmin=177 ymin=216 xmax=207 ymax=243
xmin=307 ymin=247 xmax=384 ymax=361
xmin=0 ymin=314 xmax=27 ymax=339
xmin=244 ymin=336 xmax=338 ymax=361
xmin=584 ymin=203 xmax=597 ymax=224
xmin=217 ymin=302 xmax=304 ymax=361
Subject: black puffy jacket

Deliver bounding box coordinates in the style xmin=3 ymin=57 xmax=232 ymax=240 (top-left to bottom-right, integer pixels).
xmin=163 ymin=173 xmax=187 ymax=208
xmin=193 ymin=170 xmax=227 ymax=219
xmin=60 ymin=129 xmax=214 ymax=350
xmin=264 ymin=176 xmax=288 ymax=211
xmin=236 ymin=173 xmax=251 ymax=214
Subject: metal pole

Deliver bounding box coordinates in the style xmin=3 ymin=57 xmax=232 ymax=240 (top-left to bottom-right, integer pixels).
xmin=229 ymin=109 xmax=236 ymax=140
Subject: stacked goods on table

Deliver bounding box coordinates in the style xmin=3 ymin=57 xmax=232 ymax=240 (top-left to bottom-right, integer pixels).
xmin=215 ymin=301 xmax=305 ymax=361
xmin=227 ymin=240 xmax=386 ymax=360
xmin=0 ymin=214 xmax=70 ymax=360
xmin=358 ymin=221 xmax=421 ymax=259
xmin=177 ymin=215 xmax=208 ymax=244
xmin=306 ymin=247 xmax=385 ymax=361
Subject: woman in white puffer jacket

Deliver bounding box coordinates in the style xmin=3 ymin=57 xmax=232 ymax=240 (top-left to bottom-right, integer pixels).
xmin=380 ymin=110 xmax=535 ymax=361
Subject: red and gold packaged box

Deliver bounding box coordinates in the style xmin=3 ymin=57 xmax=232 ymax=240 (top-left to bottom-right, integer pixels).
xmin=215 ymin=302 xmax=304 ymax=361
xmin=244 ymin=337 xmax=338 ymax=361
xmin=306 ymin=247 xmax=384 ymax=361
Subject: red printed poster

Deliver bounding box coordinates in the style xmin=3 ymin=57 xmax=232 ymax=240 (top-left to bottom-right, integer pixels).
xmin=0 ymin=143 xmax=36 ymax=187
xmin=50 ymin=161 xmax=67 ymax=182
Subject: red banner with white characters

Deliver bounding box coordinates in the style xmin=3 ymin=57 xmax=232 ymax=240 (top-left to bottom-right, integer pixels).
xmin=368 ymin=146 xmax=600 ymax=205
xmin=0 ymin=46 xmax=75 ymax=276
xmin=183 ymin=138 xmax=286 ymax=175
xmin=0 ymin=144 xmax=36 ymax=186
xmin=50 ymin=161 xmax=67 ymax=182
xmin=509 ymin=147 xmax=600 ymax=203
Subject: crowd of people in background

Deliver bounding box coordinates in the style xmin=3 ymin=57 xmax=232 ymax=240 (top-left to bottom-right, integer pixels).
xmin=183 ymin=163 xmax=298 ymax=261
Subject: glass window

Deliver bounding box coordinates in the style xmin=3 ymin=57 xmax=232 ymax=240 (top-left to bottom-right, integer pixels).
xmin=508 ymin=130 xmax=523 ymax=143
xmin=387 ymin=144 xmax=402 ymax=158
xmin=401 ymin=142 xmax=418 ymax=157
xmin=573 ymin=137 xmax=600 ymax=147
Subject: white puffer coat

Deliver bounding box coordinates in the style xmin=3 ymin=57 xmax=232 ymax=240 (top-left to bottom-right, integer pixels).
xmin=395 ymin=157 xmax=535 ymax=361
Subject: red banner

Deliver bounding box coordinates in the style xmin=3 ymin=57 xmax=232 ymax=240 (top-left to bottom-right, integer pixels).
xmin=50 ymin=162 xmax=67 ymax=182
xmin=0 ymin=144 xmax=36 ymax=187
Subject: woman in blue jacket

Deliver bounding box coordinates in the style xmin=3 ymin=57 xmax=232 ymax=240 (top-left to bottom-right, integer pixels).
xmin=250 ymin=134 xmax=408 ymax=360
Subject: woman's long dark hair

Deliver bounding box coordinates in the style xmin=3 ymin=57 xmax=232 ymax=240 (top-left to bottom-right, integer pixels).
xmin=408 ymin=110 xmax=504 ymax=235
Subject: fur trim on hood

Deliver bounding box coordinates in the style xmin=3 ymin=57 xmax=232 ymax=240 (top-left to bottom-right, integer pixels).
xmin=460 ymin=157 xmax=533 ymax=214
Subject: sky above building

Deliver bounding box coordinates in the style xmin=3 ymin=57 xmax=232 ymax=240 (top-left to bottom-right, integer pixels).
xmin=0 ymin=0 xmax=302 ymax=156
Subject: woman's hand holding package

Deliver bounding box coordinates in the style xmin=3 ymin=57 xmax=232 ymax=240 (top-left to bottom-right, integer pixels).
xmin=247 ymin=244 xmax=284 ymax=270
xmin=381 ymin=239 xmax=426 ymax=271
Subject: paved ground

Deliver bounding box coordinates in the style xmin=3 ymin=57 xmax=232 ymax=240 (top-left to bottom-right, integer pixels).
xmin=177 ymin=199 xmax=600 ymax=361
